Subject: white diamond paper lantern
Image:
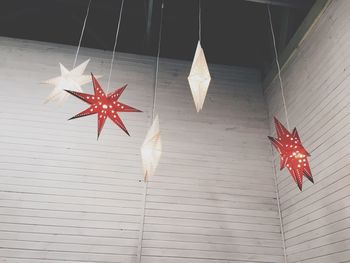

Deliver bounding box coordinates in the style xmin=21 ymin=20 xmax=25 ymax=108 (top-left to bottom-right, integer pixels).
xmin=188 ymin=41 xmax=211 ymax=112
xmin=141 ymin=115 xmax=162 ymax=181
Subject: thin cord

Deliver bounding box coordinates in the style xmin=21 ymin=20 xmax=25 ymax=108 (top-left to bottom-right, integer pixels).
xmin=270 ymin=145 xmax=288 ymax=263
xmin=267 ymin=5 xmax=290 ymax=130
xmin=151 ymin=0 xmax=164 ymax=120
xmin=198 ymin=0 xmax=202 ymax=42
xmin=137 ymin=2 xmax=164 ymax=261
xmin=268 ymin=8 xmax=290 ymax=261
xmin=107 ymin=0 xmax=125 ymax=92
xmin=73 ymin=0 xmax=92 ymax=68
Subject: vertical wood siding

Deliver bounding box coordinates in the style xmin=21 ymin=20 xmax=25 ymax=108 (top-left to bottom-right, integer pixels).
xmin=0 ymin=36 xmax=283 ymax=262
xmin=264 ymin=1 xmax=350 ymax=262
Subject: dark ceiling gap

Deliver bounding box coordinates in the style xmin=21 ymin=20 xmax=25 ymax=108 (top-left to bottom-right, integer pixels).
xmin=0 ymin=0 xmax=315 ymax=75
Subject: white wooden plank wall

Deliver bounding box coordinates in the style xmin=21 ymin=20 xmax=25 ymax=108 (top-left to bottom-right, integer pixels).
xmin=0 ymin=37 xmax=153 ymax=263
xmin=141 ymin=58 xmax=284 ymax=262
xmin=264 ymin=0 xmax=350 ymax=262
xmin=0 ymin=36 xmax=283 ymax=262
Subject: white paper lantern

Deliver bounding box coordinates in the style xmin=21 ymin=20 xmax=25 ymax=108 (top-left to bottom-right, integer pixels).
xmin=188 ymin=41 xmax=211 ymax=112
xmin=141 ymin=115 xmax=162 ymax=181
xmin=43 ymin=59 xmax=101 ymax=103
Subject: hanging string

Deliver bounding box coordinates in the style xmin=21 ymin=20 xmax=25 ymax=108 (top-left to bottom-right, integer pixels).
xmin=267 ymin=8 xmax=289 ymax=261
xmin=137 ymin=1 xmax=164 ymax=261
xmin=267 ymin=5 xmax=290 ymax=130
xmin=151 ymin=0 xmax=164 ymax=120
xmin=73 ymin=0 xmax=92 ymax=68
xmin=107 ymin=0 xmax=125 ymax=92
xmin=270 ymin=145 xmax=288 ymax=263
xmin=198 ymin=0 xmax=202 ymax=42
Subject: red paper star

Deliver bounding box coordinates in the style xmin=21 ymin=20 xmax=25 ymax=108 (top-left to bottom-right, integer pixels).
xmin=268 ymin=117 xmax=313 ymax=190
xmin=66 ymin=74 xmax=141 ymax=138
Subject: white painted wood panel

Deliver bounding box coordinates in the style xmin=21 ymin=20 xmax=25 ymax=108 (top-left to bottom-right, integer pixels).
xmin=140 ymin=51 xmax=284 ymax=262
xmin=264 ymin=0 xmax=350 ymax=262
xmin=0 ymin=36 xmax=283 ymax=262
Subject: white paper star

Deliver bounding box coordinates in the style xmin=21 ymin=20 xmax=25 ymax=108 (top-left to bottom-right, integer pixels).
xmin=43 ymin=59 xmax=100 ymax=103
xmin=188 ymin=41 xmax=211 ymax=112
xmin=141 ymin=115 xmax=162 ymax=181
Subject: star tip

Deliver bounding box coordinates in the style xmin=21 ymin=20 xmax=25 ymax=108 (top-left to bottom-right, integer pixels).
xmin=124 ymin=130 xmax=130 ymax=136
xmin=68 ymin=114 xmax=78 ymax=120
xmin=273 ymin=117 xmax=280 ymax=124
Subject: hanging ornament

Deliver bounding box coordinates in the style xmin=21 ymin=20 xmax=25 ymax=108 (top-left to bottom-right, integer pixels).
xmin=140 ymin=1 xmax=164 ymax=181
xmin=43 ymin=59 xmax=101 ymax=103
xmin=188 ymin=41 xmax=211 ymax=112
xmin=66 ymin=74 xmax=141 ymax=138
xmin=267 ymin=6 xmax=313 ymax=191
xmin=269 ymin=118 xmax=313 ymax=190
xmin=66 ymin=0 xmax=139 ymax=139
xmin=188 ymin=0 xmax=211 ymax=112
xmin=43 ymin=0 xmax=97 ymax=104
xmin=141 ymin=115 xmax=162 ymax=181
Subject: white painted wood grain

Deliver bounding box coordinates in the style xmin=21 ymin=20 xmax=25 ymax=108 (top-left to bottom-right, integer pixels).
xmin=0 ymin=36 xmax=283 ymax=262
xmin=264 ymin=0 xmax=350 ymax=262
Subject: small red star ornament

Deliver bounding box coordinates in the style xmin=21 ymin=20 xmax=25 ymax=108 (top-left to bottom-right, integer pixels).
xmin=268 ymin=117 xmax=313 ymax=191
xmin=65 ymin=74 xmax=141 ymax=138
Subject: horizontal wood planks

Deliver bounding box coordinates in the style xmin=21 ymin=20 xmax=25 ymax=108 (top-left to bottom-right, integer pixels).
xmin=264 ymin=0 xmax=350 ymax=262
xmin=0 ymin=36 xmax=283 ymax=262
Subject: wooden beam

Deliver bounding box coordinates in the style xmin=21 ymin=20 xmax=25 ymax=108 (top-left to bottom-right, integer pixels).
xmin=244 ymin=0 xmax=311 ymax=8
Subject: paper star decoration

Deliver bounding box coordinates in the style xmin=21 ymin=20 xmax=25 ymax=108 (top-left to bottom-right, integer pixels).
xmin=141 ymin=115 xmax=162 ymax=181
xmin=43 ymin=59 xmax=101 ymax=103
xmin=188 ymin=41 xmax=211 ymax=112
xmin=65 ymin=74 xmax=141 ymax=138
xmin=268 ymin=117 xmax=313 ymax=191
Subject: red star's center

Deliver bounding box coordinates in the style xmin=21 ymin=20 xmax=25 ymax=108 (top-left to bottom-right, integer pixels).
xmin=285 ymin=150 xmax=307 ymax=171
xmin=66 ymin=74 xmax=142 ymax=138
